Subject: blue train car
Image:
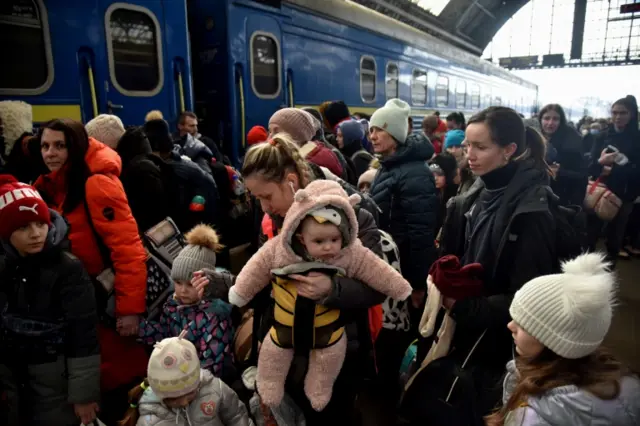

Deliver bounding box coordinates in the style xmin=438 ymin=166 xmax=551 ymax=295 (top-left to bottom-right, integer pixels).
xmin=1 ymin=0 xmax=537 ymax=166
xmin=188 ymin=0 xmax=538 ymax=164
xmin=0 ymin=0 xmax=192 ymax=127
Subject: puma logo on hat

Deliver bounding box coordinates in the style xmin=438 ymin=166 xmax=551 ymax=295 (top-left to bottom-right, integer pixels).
xmin=18 ymin=203 xmax=39 ymax=215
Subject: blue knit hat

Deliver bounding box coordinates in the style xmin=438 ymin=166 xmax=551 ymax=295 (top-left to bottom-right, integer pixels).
xmin=444 ymin=129 xmax=465 ymax=149
xmin=338 ymin=120 xmax=365 ymax=148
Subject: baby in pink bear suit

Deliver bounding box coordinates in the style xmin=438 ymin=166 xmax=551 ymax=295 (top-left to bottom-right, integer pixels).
xmin=229 ymin=179 xmax=412 ymax=411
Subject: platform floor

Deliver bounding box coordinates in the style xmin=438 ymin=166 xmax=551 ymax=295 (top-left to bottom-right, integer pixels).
xmin=604 ymin=257 xmax=640 ymax=373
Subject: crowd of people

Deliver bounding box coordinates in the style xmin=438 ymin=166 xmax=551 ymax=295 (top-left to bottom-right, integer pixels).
xmin=0 ymin=94 xmax=639 ymax=426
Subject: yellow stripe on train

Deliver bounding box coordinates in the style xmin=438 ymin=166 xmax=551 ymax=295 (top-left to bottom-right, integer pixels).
xmin=32 ymin=105 xmax=83 ymax=123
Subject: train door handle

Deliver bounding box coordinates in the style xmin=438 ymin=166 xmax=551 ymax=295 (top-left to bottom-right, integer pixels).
xmin=107 ymin=100 xmax=124 ymax=110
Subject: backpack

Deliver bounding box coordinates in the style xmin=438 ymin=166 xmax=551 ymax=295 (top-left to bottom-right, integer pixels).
xmin=225 ymin=165 xmax=251 ymax=219
xmin=547 ymin=187 xmax=588 ymax=268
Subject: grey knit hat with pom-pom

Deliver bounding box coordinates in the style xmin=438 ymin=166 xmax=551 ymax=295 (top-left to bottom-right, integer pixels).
xmin=171 ymin=224 xmax=222 ymax=282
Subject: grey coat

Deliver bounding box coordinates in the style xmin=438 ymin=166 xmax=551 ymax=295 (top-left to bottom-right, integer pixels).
xmin=502 ymin=360 xmax=640 ymax=426
xmin=137 ymin=369 xmax=253 ymax=426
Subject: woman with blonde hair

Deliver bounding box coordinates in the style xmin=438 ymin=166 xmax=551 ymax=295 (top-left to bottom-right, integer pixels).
xmin=200 ymin=133 xmax=385 ymax=424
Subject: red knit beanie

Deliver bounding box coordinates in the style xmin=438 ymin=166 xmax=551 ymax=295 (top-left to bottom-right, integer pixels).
xmin=0 ymin=175 xmax=51 ymax=239
xmin=247 ymin=125 xmax=268 ymax=146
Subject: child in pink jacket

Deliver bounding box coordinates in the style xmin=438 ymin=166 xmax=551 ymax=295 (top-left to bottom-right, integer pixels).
xmin=229 ymin=179 xmax=412 ymax=411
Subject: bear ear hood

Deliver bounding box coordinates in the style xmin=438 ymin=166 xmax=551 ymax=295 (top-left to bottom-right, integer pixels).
xmin=281 ymin=180 xmax=360 ymax=257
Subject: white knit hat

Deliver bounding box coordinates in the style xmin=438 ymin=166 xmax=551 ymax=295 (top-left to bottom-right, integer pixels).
xmin=370 ymin=99 xmax=411 ymax=144
xmin=0 ymin=101 xmax=33 ymax=157
xmin=509 ymin=253 xmax=616 ymax=359
xmin=358 ymin=168 xmax=378 ymax=188
xmin=85 ymin=114 xmax=125 ymax=149
xmin=147 ymin=334 xmax=201 ymax=399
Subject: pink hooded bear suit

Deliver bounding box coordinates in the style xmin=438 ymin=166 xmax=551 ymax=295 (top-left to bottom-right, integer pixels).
xmin=229 ymin=180 xmax=412 ymax=411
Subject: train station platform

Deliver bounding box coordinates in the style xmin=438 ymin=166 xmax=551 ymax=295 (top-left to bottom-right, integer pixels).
xmin=604 ymin=259 xmax=640 ymax=373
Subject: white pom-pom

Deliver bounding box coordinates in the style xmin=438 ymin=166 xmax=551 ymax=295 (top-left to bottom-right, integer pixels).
xmin=561 ymin=252 xmax=610 ymax=276
xmin=294 ymin=189 xmax=310 ymax=203
xmin=348 ymin=193 xmax=361 ymax=206
xmin=560 ymin=253 xmax=617 ymax=320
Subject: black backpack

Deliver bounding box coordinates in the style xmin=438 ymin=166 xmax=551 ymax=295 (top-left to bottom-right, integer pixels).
xmin=546 ymin=187 xmax=588 ymax=268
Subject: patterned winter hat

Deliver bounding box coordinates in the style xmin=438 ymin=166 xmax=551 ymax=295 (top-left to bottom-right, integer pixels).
xmin=85 ymin=114 xmax=125 ymax=149
xmin=0 ymin=175 xmax=51 ymax=239
xmin=147 ymin=333 xmax=201 ymax=399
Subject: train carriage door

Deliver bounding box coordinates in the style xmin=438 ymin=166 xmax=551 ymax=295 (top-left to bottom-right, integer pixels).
xmin=98 ymin=1 xmax=170 ymax=125
xmin=245 ymin=16 xmax=283 ymax=138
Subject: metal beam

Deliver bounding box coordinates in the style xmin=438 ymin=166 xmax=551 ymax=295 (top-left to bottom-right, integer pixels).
xmin=361 ymin=0 xmax=484 ymax=55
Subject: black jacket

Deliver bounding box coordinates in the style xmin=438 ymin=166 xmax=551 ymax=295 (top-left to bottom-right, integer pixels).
xmin=588 ymin=125 xmax=640 ymax=202
xmin=370 ymin=138 xmax=438 ymax=288
xmin=164 ymin=152 xmax=221 ymax=233
xmin=548 ymin=126 xmax=588 ymax=205
xmin=440 ymin=160 xmax=556 ymax=383
xmin=118 ymin=131 xmax=173 ymax=232
xmin=0 ymin=211 xmax=100 ymax=426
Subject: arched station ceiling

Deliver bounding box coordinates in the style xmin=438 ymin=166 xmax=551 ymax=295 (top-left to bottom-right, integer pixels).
xmin=350 ymin=0 xmax=530 ymax=55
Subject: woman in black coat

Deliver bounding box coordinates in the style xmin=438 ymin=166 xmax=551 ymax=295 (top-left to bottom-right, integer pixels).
xmin=586 ymin=96 xmax=640 ymax=266
xmin=437 ymin=107 xmax=556 ymax=418
xmin=539 ymin=104 xmax=588 ymax=206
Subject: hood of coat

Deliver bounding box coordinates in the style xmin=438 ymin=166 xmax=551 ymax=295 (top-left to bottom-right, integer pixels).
xmin=381 ymin=135 xmax=434 ymax=168
xmin=1 ymin=209 xmax=69 ymax=260
xmin=504 ymin=360 xmax=640 ymax=426
xmin=116 ymin=127 xmax=153 ymax=168
xmin=280 ymin=179 xmax=360 ymax=261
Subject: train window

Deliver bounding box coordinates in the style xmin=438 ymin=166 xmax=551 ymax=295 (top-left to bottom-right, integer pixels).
xmin=0 ymin=0 xmax=54 ymax=95
xmin=411 ymin=69 xmax=427 ymax=106
xmin=455 ymin=80 xmax=466 ymax=109
xmin=250 ymin=32 xmax=282 ymax=98
xmin=436 ymin=76 xmax=449 ymax=107
xmin=106 ymin=5 xmax=163 ymax=96
xmin=360 ymin=56 xmax=376 ymax=103
xmin=470 ymin=84 xmax=480 ymax=109
xmin=385 ymin=62 xmax=399 ymax=100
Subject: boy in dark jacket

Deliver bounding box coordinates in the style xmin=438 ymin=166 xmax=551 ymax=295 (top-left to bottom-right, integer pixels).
xmin=0 ymin=176 xmax=100 ymax=426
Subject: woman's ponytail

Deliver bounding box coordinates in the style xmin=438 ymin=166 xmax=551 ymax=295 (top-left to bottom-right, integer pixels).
xmin=117 ymin=379 xmax=149 ymax=426
xmin=522 ymin=126 xmax=553 ymax=177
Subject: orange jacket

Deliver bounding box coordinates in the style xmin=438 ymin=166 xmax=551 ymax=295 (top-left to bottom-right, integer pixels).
xmin=36 ymin=138 xmax=147 ymax=316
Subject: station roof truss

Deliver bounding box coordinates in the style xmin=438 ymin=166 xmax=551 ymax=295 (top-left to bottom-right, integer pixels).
xmin=349 ymin=0 xmax=640 ymax=69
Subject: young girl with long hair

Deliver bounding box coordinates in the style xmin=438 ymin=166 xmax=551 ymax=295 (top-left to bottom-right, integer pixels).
xmin=486 ymin=253 xmax=640 ymax=425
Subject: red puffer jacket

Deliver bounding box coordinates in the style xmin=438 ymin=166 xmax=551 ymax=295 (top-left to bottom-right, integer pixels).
xmin=36 ymin=137 xmax=148 ymax=390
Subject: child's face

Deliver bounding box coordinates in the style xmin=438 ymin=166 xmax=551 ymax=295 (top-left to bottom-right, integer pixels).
xmin=10 ymin=222 xmax=49 ymax=256
xmin=163 ymin=389 xmax=197 ymax=409
xmin=508 ymin=320 xmax=544 ymax=359
xmin=358 ymin=182 xmax=371 ymax=194
xmin=297 ymin=218 xmax=343 ymax=261
xmin=174 ymin=280 xmax=200 ymax=305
